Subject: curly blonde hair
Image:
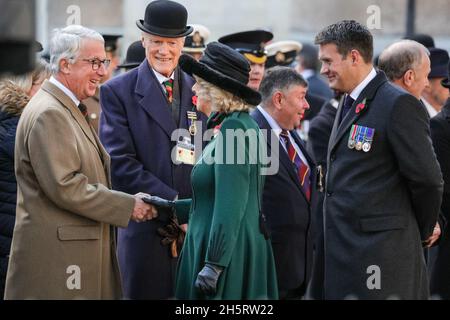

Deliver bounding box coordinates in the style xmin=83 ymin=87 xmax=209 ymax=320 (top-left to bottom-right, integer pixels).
xmin=194 ymin=75 xmax=251 ymax=113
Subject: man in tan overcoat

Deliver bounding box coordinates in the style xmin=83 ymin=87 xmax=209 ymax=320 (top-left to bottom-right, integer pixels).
xmin=4 ymin=25 xmax=157 ymax=300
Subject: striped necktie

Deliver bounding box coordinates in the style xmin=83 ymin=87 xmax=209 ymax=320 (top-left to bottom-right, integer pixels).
xmin=280 ymin=130 xmax=311 ymax=201
xmin=163 ymin=79 xmax=174 ymax=103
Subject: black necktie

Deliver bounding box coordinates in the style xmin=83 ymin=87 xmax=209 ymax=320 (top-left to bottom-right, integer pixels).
xmin=340 ymin=95 xmax=354 ymax=123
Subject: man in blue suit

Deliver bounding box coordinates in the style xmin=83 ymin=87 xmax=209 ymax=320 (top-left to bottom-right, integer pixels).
xmin=251 ymin=67 xmax=316 ymax=299
xmin=99 ymin=0 xmax=206 ymax=299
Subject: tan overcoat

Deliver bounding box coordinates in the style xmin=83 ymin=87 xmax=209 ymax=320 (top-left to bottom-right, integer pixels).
xmin=4 ymin=81 xmax=135 ymax=299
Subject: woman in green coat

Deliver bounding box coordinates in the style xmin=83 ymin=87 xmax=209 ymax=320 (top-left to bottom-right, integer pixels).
xmin=147 ymin=42 xmax=278 ymax=299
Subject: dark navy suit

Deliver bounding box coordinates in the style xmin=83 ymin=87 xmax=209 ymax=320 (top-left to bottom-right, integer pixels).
xmin=251 ymin=107 xmax=316 ymax=298
xmin=100 ymin=60 xmax=206 ymax=299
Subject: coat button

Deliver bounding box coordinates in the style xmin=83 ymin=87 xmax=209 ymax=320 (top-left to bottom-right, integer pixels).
xmin=327 ymin=192 xmax=333 ymax=197
xmin=330 ymin=154 xmax=336 ymax=162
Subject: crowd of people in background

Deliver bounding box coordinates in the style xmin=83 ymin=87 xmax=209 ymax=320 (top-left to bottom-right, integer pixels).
xmin=1 ymin=0 xmax=450 ymax=300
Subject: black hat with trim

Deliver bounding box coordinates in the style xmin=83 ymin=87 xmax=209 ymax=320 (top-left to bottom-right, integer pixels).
xmin=103 ymin=34 xmax=122 ymax=53
xmin=265 ymin=40 xmax=302 ymax=68
xmin=218 ymin=30 xmax=273 ymax=65
xmin=179 ymin=41 xmax=261 ymax=106
xmin=183 ymin=24 xmax=210 ymax=53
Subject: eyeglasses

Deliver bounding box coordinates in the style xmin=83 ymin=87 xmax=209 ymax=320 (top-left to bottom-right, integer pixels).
xmin=81 ymin=58 xmax=111 ymax=71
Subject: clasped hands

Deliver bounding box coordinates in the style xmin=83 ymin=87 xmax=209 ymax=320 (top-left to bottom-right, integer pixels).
xmin=131 ymin=192 xmax=160 ymax=223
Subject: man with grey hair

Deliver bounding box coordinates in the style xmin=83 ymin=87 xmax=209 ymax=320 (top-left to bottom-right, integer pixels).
xmin=99 ymin=0 xmax=207 ymax=299
xmin=4 ymin=24 xmax=157 ymax=299
xmin=251 ymin=66 xmax=315 ymax=299
xmin=378 ymin=40 xmax=431 ymax=101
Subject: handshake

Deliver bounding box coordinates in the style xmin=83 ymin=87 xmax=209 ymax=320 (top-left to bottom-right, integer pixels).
xmin=131 ymin=193 xmax=175 ymax=223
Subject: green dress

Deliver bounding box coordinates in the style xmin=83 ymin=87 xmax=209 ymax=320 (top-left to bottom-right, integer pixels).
xmin=174 ymin=111 xmax=278 ymax=299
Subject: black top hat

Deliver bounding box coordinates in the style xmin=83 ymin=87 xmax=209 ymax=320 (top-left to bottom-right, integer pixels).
xmin=404 ymin=33 xmax=435 ymax=48
xmin=103 ymin=34 xmax=122 ymax=52
xmin=179 ymin=42 xmax=261 ymax=106
xmin=218 ymin=30 xmax=273 ymax=64
xmin=136 ymin=0 xmax=193 ymax=38
xmin=118 ymin=41 xmax=146 ymax=69
xmin=442 ymin=60 xmax=450 ymax=89
xmin=429 ymin=48 xmax=449 ymax=79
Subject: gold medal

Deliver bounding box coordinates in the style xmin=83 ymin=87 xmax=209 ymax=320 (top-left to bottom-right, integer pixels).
xmin=355 ymin=141 xmax=363 ymax=151
xmin=189 ymin=123 xmax=197 ymax=135
xmin=187 ymin=111 xmax=198 ymax=136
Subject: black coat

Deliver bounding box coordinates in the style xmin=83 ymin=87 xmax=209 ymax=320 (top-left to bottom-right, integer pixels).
xmin=305 ymin=100 xmax=337 ymax=299
xmin=0 ymin=110 xmax=19 ymax=298
xmin=429 ymin=99 xmax=450 ymax=299
xmin=306 ymin=73 xmax=334 ymax=100
xmin=319 ymin=71 xmax=443 ymax=299
xmin=251 ymin=108 xmax=316 ymax=298
xmin=303 ymin=92 xmax=327 ymax=122
xmin=100 ymin=62 xmax=207 ymax=299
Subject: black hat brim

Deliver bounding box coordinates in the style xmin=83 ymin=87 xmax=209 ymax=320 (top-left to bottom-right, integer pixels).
xmin=136 ymin=20 xmax=193 ymax=38
xmin=442 ymin=78 xmax=450 ymax=88
xmin=179 ymin=54 xmax=261 ymax=106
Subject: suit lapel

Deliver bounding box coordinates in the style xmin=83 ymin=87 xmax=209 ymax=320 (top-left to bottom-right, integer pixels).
xmin=178 ymin=70 xmax=194 ymax=130
xmin=252 ymin=108 xmax=304 ymax=192
xmin=135 ymin=60 xmax=177 ymax=138
xmin=329 ymin=71 xmax=388 ymax=153
xmin=42 ymin=81 xmax=102 ymax=156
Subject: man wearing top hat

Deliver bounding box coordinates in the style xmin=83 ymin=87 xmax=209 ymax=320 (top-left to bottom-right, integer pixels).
xmin=99 ymin=0 xmax=207 ymax=299
xmin=429 ymin=60 xmax=450 ymax=299
xmin=422 ymin=48 xmax=450 ymax=117
xmin=83 ymin=34 xmax=122 ymax=133
xmin=182 ymin=24 xmax=210 ymax=61
xmin=219 ymin=30 xmax=273 ymax=91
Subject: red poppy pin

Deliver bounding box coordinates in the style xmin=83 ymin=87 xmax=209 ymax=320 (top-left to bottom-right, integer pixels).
xmin=356 ymin=98 xmax=367 ymax=114
xmin=192 ymin=95 xmax=198 ymax=107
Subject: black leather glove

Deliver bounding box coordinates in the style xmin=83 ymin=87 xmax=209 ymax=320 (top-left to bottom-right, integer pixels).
xmin=195 ymin=263 xmax=224 ymax=295
xmin=157 ymin=215 xmax=185 ymax=258
xmin=142 ymin=196 xmax=175 ymax=210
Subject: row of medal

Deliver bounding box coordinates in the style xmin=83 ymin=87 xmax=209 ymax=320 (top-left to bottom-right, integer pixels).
xmin=348 ymin=124 xmax=375 ymax=152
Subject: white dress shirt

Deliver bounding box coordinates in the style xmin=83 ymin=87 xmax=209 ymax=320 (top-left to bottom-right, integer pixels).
xmin=257 ymin=105 xmax=309 ymax=168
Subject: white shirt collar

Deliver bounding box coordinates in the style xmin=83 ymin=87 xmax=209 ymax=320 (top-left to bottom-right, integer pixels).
xmin=421 ymin=97 xmax=439 ymax=118
xmin=152 ymin=68 xmax=175 ymax=84
xmin=349 ymin=67 xmax=377 ymax=101
xmin=49 ymin=76 xmax=80 ymax=107
xmin=257 ymin=105 xmax=283 ymax=138
xmin=300 ymin=69 xmax=315 ymax=80
xmin=257 ymin=105 xmax=309 ymax=167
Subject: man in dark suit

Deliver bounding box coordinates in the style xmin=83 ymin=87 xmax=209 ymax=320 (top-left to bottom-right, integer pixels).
xmin=313 ymin=20 xmax=443 ymax=299
xmin=429 ymin=63 xmax=450 ymax=299
xmin=251 ymin=67 xmax=315 ymax=299
xmin=99 ymin=0 xmax=206 ymax=299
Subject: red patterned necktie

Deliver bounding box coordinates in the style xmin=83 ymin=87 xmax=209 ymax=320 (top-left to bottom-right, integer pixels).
xmin=280 ymin=130 xmax=311 ymax=201
xmin=163 ymin=79 xmax=174 ymax=103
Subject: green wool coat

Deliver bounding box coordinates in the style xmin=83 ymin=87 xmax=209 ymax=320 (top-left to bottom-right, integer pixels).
xmin=174 ymin=111 xmax=278 ymax=300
